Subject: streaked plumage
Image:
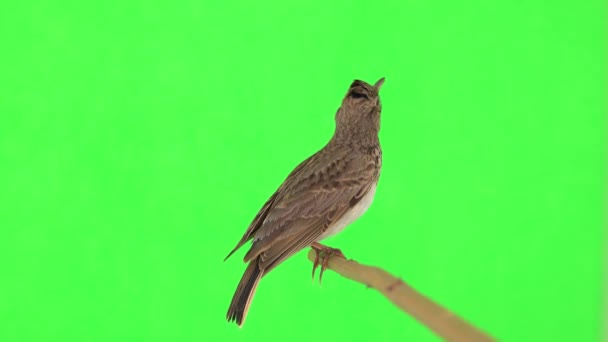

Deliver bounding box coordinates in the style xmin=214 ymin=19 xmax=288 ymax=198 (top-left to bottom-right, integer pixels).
xmin=226 ymin=78 xmax=385 ymax=326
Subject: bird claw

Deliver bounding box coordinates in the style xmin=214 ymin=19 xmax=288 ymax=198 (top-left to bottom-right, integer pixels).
xmin=311 ymin=243 xmax=345 ymax=285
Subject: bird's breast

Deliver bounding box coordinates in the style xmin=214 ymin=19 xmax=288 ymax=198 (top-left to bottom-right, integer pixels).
xmin=316 ymin=183 xmax=377 ymax=241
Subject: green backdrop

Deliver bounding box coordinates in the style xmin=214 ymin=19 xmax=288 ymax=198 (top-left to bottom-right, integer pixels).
xmin=0 ymin=1 xmax=605 ymax=341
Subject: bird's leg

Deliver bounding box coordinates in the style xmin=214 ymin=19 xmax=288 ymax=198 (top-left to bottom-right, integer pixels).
xmin=310 ymin=242 xmax=345 ymax=285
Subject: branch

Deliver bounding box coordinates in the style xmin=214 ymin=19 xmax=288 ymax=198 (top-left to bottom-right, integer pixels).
xmin=306 ymin=250 xmax=495 ymax=342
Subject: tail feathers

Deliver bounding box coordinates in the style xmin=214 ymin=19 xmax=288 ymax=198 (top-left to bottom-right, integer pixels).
xmin=227 ymin=259 xmax=263 ymax=326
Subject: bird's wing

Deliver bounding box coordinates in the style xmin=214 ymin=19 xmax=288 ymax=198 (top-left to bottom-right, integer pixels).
xmin=243 ymin=147 xmax=378 ymax=272
xmin=224 ymin=153 xmax=317 ymax=261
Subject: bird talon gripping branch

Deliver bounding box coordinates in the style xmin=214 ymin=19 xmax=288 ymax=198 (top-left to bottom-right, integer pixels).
xmin=311 ymin=242 xmax=345 ymax=284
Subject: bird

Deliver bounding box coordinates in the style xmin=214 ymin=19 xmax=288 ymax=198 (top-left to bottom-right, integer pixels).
xmin=225 ymin=77 xmax=385 ymax=326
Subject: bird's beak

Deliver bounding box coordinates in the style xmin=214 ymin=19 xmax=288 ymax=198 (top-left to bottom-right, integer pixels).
xmin=374 ymin=77 xmax=385 ymax=91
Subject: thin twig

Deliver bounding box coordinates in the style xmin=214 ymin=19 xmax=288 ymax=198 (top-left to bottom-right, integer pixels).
xmin=307 ymin=249 xmax=495 ymax=342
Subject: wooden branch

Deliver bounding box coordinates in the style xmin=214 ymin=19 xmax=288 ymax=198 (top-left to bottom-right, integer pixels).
xmin=306 ymin=250 xmax=495 ymax=342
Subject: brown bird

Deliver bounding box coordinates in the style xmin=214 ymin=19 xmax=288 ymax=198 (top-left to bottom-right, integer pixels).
xmin=225 ymin=78 xmax=385 ymax=326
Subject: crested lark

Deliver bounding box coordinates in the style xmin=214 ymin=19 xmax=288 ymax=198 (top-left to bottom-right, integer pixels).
xmin=226 ymin=78 xmax=385 ymax=326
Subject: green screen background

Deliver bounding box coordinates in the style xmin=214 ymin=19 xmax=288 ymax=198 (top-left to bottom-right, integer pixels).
xmin=0 ymin=1 xmax=605 ymax=341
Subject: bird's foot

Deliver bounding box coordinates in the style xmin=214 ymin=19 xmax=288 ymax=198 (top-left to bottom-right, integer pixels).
xmin=311 ymin=242 xmax=345 ymax=285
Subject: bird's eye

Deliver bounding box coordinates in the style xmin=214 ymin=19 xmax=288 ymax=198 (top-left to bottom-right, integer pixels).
xmin=350 ymin=91 xmax=368 ymax=99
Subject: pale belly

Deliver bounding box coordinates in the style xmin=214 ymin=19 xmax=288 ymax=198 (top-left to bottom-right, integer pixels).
xmin=316 ymin=183 xmax=377 ymax=241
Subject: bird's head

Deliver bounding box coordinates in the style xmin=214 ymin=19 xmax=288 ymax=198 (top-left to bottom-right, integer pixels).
xmin=335 ymin=78 xmax=385 ymax=137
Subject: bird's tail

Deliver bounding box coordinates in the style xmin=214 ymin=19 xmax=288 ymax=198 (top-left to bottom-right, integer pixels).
xmin=226 ymin=258 xmax=263 ymax=326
